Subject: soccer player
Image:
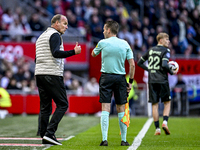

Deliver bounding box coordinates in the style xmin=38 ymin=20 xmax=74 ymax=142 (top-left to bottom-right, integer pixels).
xmin=91 ymin=20 xmax=135 ymax=146
xmin=35 ymin=14 xmax=81 ymax=145
xmin=137 ymin=32 xmax=178 ymax=135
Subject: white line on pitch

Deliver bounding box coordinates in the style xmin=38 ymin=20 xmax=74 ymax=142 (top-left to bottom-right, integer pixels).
xmin=0 ymin=135 xmax=75 ymax=147
xmin=128 ymin=118 xmax=153 ymax=150
xmin=0 ymin=143 xmax=43 ymax=147
xmin=0 ymin=137 xmax=42 ymax=140
xmin=63 ymin=135 xmax=75 ymax=140
xmin=0 ymin=137 xmax=69 ymax=140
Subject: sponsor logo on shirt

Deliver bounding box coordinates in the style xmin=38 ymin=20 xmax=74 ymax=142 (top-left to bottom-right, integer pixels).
xmin=149 ymin=50 xmax=161 ymax=55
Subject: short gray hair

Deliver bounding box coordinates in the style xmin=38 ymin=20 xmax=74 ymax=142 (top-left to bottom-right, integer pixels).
xmin=51 ymin=14 xmax=62 ymax=25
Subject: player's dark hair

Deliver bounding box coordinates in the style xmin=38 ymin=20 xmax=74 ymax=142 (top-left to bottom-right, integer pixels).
xmin=51 ymin=14 xmax=62 ymax=25
xmin=156 ymin=32 xmax=169 ymax=42
xmin=105 ymin=20 xmax=119 ymax=35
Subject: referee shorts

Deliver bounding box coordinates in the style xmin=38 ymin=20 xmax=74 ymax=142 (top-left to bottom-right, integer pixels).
xmin=148 ymin=82 xmax=171 ymax=104
xmin=99 ymin=73 xmax=127 ymax=105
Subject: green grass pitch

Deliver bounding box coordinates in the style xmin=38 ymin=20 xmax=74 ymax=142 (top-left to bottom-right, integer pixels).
xmin=0 ymin=115 xmax=199 ymax=150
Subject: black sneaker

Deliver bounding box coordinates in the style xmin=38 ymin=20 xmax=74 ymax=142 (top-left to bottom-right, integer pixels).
xmin=121 ymin=141 xmax=130 ymax=146
xmin=100 ymin=140 xmax=108 ymax=146
xmin=43 ymin=133 xmax=62 ymax=145
xmin=42 ymin=139 xmax=56 ymax=147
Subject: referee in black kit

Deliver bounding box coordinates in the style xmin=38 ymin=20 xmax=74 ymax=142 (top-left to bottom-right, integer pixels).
xmin=35 ymin=14 xmax=81 ymax=146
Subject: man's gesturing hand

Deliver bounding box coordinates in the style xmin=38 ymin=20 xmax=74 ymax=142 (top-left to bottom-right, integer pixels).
xmin=74 ymin=42 xmax=81 ymax=54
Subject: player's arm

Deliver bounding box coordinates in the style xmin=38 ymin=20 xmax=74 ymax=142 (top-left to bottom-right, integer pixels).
xmin=162 ymin=60 xmax=178 ymax=75
xmin=162 ymin=59 xmax=173 ymax=75
xmin=162 ymin=51 xmax=177 ymax=75
xmin=50 ymin=33 xmax=76 ymax=58
xmin=137 ymin=57 xmax=148 ymax=71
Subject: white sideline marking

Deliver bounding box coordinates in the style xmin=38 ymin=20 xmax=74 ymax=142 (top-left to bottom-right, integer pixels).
xmin=0 ymin=137 xmax=64 ymax=140
xmin=0 ymin=135 xmax=75 ymax=148
xmin=0 ymin=143 xmax=43 ymax=147
xmin=63 ymin=135 xmax=75 ymax=140
xmin=128 ymin=118 xmax=153 ymax=150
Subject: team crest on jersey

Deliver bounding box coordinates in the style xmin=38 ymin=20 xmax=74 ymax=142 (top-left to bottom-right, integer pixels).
xmin=149 ymin=50 xmax=153 ymax=55
xmin=166 ymin=53 xmax=170 ymax=58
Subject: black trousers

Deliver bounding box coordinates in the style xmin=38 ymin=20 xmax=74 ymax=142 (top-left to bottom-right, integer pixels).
xmin=35 ymin=75 xmax=68 ymax=138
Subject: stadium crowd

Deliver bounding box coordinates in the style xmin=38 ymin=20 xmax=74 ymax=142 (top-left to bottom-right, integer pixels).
xmin=0 ymin=0 xmax=200 ymax=94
